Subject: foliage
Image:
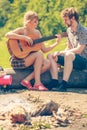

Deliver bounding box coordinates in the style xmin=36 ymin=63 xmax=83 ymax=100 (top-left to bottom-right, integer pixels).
xmin=0 ymin=0 xmax=11 ymax=27
xmin=0 ymin=0 xmax=87 ymax=36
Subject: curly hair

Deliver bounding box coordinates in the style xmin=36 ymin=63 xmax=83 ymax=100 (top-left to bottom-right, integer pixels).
xmin=61 ymin=7 xmax=79 ymax=22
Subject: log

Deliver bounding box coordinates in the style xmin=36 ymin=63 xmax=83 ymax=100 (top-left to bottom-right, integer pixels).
xmin=3 ymin=67 xmax=87 ymax=89
xmin=59 ymin=69 xmax=87 ymax=87
xmin=4 ymin=66 xmax=51 ymax=89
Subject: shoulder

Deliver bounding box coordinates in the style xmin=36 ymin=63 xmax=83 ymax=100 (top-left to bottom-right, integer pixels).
xmin=10 ymin=27 xmax=24 ymax=35
xmin=12 ymin=27 xmax=24 ymax=31
xmin=35 ymin=29 xmax=42 ymax=37
xmin=77 ymin=24 xmax=87 ymax=44
xmin=15 ymin=27 xmax=24 ymax=34
xmin=35 ymin=29 xmax=41 ymax=35
xmin=77 ymin=23 xmax=87 ymax=34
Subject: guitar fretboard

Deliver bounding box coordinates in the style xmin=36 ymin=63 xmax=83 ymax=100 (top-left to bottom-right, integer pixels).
xmin=33 ymin=35 xmax=57 ymax=44
xmin=33 ymin=32 xmax=67 ymax=44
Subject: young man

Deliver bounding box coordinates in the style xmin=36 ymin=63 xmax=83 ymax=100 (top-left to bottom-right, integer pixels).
xmin=6 ymin=11 xmax=59 ymax=91
xmin=48 ymin=7 xmax=87 ymax=91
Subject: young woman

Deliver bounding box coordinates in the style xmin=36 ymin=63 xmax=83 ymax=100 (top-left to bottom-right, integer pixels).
xmin=5 ymin=11 xmax=59 ymax=91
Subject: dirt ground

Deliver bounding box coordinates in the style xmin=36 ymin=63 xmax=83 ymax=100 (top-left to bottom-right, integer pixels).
xmin=0 ymin=88 xmax=87 ymax=130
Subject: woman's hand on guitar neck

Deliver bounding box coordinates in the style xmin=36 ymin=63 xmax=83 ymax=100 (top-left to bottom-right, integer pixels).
xmin=25 ymin=36 xmax=33 ymax=46
xmin=55 ymin=34 xmax=61 ymax=43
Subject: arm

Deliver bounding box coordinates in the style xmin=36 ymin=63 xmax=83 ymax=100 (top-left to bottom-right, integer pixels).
xmin=5 ymin=27 xmax=25 ymax=39
xmin=54 ymin=41 xmax=71 ymax=55
xmin=56 ymin=43 xmax=86 ymax=56
xmin=41 ymin=42 xmax=59 ymax=53
xmin=5 ymin=27 xmax=33 ymax=45
xmin=68 ymin=44 xmax=86 ymax=54
xmin=41 ymin=34 xmax=61 ymax=53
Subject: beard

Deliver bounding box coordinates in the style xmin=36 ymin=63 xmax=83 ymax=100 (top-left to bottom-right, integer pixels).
xmin=67 ymin=20 xmax=72 ymax=27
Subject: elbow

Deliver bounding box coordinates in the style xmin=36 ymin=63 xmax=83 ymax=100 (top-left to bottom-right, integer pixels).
xmin=5 ymin=33 xmax=10 ymax=38
xmin=43 ymin=50 xmax=48 ymax=53
xmin=5 ymin=32 xmax=13 ymax=39
xmin=76 ymin=50 xmax=82 ymax=54
xmin=78 ymin=48 xmax=83 ymax=54
xmin=42 ymin=49 xmax=47 ymax=53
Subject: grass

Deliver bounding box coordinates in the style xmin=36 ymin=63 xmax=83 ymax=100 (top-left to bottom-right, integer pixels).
xmin=20 ymin=120 xmax=51 ymax=130
xmin=0 ymin=38 xmax=67 ymax=68
xmin=83 ymin=113 xmax=87 ymax=118
xmin=0 ymin=39 xmax=11 ymax=68
xmin=0 ymin=128 xmax=3 ymax=130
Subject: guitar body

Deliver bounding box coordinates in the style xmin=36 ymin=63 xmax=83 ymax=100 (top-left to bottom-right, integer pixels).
xmin=7 ymin=39 xmax=42 ymax=59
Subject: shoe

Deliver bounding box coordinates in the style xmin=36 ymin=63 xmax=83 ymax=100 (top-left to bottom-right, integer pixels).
xmin=48 ymin=79 xmax=59 ymax=90
xmin=20 ymin=80 xmax=33 ymax=90
xmin=33 ymin=83 xmax=48 ymax=91
xmin=57 ymin=83 xmax=67 ymax=92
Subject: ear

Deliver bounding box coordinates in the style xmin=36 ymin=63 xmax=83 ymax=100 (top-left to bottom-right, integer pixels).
xmin=72 ymin=16 xmax=75 ymax=20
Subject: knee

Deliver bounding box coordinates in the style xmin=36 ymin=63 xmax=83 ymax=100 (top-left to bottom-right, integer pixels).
xmin=64 ymin=52 xmax=75 ymax=61
xmin=36 ymin=52 xmax=44 ymax=59
xmin=44 ymin=59 xmax=51 ymax=69
xmin=47 ymin=53 xmax=58 ymax=63
xmin=47 ymin=59 xmax=51 ymax=68
xmin=47 ymin=53 xmax=53 ymax=60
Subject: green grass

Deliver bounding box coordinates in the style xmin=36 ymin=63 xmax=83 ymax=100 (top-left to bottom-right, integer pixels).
xmin=20 ymin=120 xmax=51 ymax=130
xmin=0 ymin=39 xmax=11 ymax=68
xmin=83 ymin=113 xmax=87 ymax=118
xmin=0 ymin=128 xmax=3 ymax=130
xmin=0 ymin=38 xmax=67 ymax=68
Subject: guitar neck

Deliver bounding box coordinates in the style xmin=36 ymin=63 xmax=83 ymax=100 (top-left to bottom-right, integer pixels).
xmin=33 ymin=35 xmax=57 ymax=44
xmin=33 ymin=32 xmax=67 ymax=44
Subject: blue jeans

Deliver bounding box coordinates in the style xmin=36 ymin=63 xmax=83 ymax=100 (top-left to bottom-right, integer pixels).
xmin=57 ymin=54 xmax=87 ymax=70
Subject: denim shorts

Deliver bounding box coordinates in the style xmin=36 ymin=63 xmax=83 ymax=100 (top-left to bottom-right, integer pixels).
xmin=57 ymin=54 xmax=87 ymax=70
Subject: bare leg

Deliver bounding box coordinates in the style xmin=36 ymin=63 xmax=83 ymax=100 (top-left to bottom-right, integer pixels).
xmin=56 ymin=52 xmax=75 ymax=92
xmin=47 ymin=54 xmax=59 ymax=90
xmin=47 ymin=54 xmax=58 ymax=80
xmin=47 ymin=52 xmax=75 ymax=81
xmin=33 ymin=52 xmax=43 ymax=85
xmin=23 ymin=52 xmax=50 ymax=85
xmin=63 ymin=52 xmax=75 ymax=81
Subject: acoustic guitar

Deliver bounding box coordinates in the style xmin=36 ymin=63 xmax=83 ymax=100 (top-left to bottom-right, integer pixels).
xmin=7 ymin=32 xmax=67 ymax=59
